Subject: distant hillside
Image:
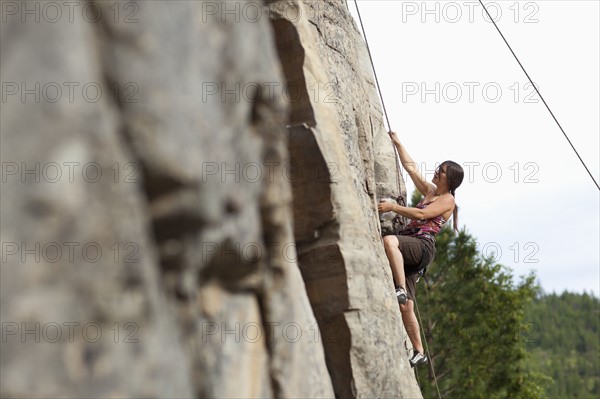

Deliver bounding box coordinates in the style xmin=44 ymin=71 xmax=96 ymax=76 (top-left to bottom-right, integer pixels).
xmin=524 ymin=291 xmax=600 ymax=398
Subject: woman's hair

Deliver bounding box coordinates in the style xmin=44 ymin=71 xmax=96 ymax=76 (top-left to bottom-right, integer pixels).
xmin=440 ymin=160 xmax=464 ymax=232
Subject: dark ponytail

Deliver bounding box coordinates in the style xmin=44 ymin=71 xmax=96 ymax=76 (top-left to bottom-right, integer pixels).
xmin=441 ymin=161 xmax=464 ymax=233
xmin=451 ymin=191 xmax=459 ymax=232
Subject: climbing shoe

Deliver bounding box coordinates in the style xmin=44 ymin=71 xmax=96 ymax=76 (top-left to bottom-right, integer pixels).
xmin=409 ymin=351 xmax=428 ymax=368
xmin=395 ymin=286 xmax=408 ymax=304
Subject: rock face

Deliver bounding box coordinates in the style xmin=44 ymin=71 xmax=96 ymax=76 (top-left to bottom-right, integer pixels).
xmin=268 ymin=1 xmax=419 ymax=397
xmin=0 ymin=0 xmax=420 ymax=398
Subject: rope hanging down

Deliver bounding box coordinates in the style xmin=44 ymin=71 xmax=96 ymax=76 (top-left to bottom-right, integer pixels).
xmin=352 ymin=0 xmax=403 ymax=195
xmin=414 ymin=295 xmax=443 ymax=399
xmin=352 ymin=1 xmax=391 ymax=130
xmin=477 ymin=0 xmax=599 ymax=191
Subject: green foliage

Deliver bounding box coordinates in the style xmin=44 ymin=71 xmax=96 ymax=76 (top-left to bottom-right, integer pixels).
xmin=411 ymin=191 xmax=551 ymax=398
xmin=522 ymin=291 xmax=600 ymax=398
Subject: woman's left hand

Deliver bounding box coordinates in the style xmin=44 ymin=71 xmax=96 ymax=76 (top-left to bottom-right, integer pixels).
xmin=377 ymin=201 xmax=394 ymax=213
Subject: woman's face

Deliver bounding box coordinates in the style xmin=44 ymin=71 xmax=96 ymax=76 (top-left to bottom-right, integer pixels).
xmin=433 ymin=164 xmax=448 ymax=185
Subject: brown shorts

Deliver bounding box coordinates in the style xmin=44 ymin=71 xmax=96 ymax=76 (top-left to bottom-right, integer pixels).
xmin=395 ymin=234 xmax=435 ymax=302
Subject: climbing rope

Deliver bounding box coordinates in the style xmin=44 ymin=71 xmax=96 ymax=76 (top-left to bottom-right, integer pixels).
xmin=351 ymin=0 xmax=403 ymax=196
xmin=480 ymin=0 xmax=598 ymax=191
xmin=414 ymin=295 xmax=443 ymax=399
xmin=352 ymin=0 xmax=391 ymax=130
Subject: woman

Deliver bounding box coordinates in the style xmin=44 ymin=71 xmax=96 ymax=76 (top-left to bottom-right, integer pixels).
xmin=377 ymin=131 xmax=464 ymax=368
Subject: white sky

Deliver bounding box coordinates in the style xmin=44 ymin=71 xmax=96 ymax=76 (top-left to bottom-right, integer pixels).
xmin=347 ymin=0 xmax=600 ymax=296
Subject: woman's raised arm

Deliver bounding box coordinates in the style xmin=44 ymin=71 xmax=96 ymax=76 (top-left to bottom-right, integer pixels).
xmin=388 ymin=131 xmax=435 ymax=196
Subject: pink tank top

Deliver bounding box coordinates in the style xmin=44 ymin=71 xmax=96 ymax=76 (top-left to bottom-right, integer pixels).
xmin=403 ymin=196 xmax=447 ymax=239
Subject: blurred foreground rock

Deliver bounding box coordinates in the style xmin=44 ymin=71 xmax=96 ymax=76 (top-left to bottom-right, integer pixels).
xmin=1 ymin=1 xmax=421 ymax=398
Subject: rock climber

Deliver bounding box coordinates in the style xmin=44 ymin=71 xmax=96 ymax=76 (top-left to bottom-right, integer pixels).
xmin=377 ymin=130 xmax=464 ymax=368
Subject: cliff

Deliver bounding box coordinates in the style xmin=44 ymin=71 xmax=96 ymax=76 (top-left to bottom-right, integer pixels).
xmin=0 ymin=0 xmax=420 ymax=397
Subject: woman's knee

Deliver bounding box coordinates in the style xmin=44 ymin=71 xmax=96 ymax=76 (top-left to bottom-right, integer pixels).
xmin=383 ymin=235 xmax=399 ymax=250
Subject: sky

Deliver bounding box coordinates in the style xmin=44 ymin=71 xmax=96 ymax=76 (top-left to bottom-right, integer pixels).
xmin=347 ymin=0 xmax=600 ymax=296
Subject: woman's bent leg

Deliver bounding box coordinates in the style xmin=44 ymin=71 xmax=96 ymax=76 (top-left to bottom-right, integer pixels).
xmin=383 ymin=235 xmax=406 ymax=289
xmin=382 ymin=236 xmax=427 ymax=355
